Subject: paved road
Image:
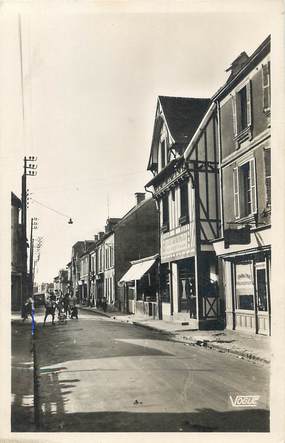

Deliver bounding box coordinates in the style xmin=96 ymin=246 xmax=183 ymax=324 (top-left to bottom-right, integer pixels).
xmin=33 ymin=308 xmax=269 ymax=432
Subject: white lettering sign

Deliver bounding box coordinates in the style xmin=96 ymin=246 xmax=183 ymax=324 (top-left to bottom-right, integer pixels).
xmin=161 ymin=226 xmax=195 ymax=262
xmin=229 ymin=395 xmax=260 ymax=408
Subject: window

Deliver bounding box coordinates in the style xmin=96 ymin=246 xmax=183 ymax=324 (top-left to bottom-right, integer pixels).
xmin=256 ymin=265 xmax=268 ymax=312
xmin=110 ymin=246 xmax=114 ymax=267
xmin=179 ymin=181 xmax=189 ymax=225
xmin=262 ymin=61 xmax=271 ymax=112
xmin=232 ymin=81 xmax=252 ymax=139
xmin=233 ymin=158 xmax=256 ymax=219
xmin=235 ymin=262 xmax=254 ymax=310
xmin=161 ymin=140 xmax=166 ymax=169
xmin=162 ymin=194 xmax=169 ymax=232
xmin=110 ymin=278 xmax=112 ymax=299
xmin=239 ymin=87 xmax=248 ymax=131
xmin=160 ymin=264 xmax=170 ymax=302
xmin=99 ymin=248 xmax=103 ymax=272
xmin=264 ymin=148 xmax=271 ymax=208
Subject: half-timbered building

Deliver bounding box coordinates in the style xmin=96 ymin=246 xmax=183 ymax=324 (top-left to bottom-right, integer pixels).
xmin=145 ymin=96 xmax=222 ymax=328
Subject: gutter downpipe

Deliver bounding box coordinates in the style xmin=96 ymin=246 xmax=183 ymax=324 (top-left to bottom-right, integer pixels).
xmin=216 ymin=100 xmax=224 ymax=239
xmin=184 ymin=157 xmax=201 ymax=329
xmin=144 ymin=184 xmax=162 ymax=320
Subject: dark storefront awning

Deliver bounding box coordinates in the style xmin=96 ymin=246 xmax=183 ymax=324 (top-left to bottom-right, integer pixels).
xmin=119 ymin=255 xmax=158 ymax=284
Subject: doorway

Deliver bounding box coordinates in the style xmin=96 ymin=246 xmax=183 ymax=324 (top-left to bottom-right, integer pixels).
xmin=255 ymin=262 xmax=270 ymax=335
xmin=178 ymin=259 xmax=196 ymax=318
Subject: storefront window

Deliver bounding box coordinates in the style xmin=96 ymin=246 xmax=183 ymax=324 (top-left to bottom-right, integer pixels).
xmin=256 ymin=266 xmax=268 ymax=311
xmin=160 ymin=264 xmax=170 ymax=302
xmin=235 ymin=262 xmax=254 ymax=310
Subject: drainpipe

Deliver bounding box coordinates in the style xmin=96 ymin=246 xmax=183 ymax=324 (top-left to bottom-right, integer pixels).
xmin=144 ymin=184 xmax=162 ymax=320
xmin=216 ymin=100 xmax=224 ymax=238
xmin=184 ymin=158 xmax=201 ymax=328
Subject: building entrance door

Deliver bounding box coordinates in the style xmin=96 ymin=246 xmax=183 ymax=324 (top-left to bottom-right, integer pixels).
xmin=178 ymin=265 xmax=196 ymax=318
xmin=255 ymin=262 xmax=270 ymax=335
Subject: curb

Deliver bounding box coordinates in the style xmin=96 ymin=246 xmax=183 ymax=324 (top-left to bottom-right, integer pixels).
xmin=132 ymin=321 xmax=173 ymax=336
xmin=79 ymin=306 xmax=112 ymax=318
xmin=171 ymin=335 xmax=270 ymax=365
xmin=131 ymin=321 xmax=270 ymax=365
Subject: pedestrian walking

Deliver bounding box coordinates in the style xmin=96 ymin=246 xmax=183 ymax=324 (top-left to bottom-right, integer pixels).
xmin=22 ymin=296 xmax=33 ymax=322
xmin=63 ymin=293 xmax=70 ymax=317
xmin=69 ymin=293 xmax=79 ymax=319
xmin=102 ymin=296 xmax=107 ymax=313
xmin=43 ymin=293 xmax=56 ymax=325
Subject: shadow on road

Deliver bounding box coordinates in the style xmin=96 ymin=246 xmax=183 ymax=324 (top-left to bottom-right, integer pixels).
xmin=31 ymin=312 xmax=270 ymax=433
xmin=38 ymin=408 xmax=269 ymax=432
xmin=11 ymin=320 xmax=35 ymax=432
xmin=35 ymin=317 xmax=176 ymax=367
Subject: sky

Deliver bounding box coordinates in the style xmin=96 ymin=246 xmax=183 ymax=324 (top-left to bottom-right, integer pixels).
xmin=0 ymin=2 xmax=277 ymax=283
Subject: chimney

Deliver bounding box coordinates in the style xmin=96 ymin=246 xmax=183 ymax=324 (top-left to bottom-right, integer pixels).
xmin=226 ymin=52 xmax=249 ymax=83
xmin=94 ymin=234 xmax=99 ymax=241
xmin=135 ymin=192 xmax=145 ymax=205
xmin=98 ymin=232 xmax=104 ymax=240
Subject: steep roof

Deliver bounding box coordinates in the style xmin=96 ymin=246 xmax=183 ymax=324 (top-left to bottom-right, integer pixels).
xmin=158 ymin=96 xmax=211 ymax=149
xmin=147 ymin=96 xmax=211 ymax=171
xmin=11 ymin=192 xmax=22 ymax=208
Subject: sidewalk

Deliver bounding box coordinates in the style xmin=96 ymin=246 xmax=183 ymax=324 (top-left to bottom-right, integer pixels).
xmin=11 ymin=312 xmax=35 ymax=432
xmin=79 ymin=306 xmax=271 ymax=364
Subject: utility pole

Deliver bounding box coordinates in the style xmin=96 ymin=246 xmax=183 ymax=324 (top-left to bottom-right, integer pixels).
xmin=32 ymin=236 xmax=43 ymax=288
xmin=21 ymin=156 xmax=38 ymax=301
xmin=29 ymin=217 xmax=38 ymax=296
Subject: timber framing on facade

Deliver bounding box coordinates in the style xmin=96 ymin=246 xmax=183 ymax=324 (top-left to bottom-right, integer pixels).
xmin=145 ymin=95 xmax=221 ymax=329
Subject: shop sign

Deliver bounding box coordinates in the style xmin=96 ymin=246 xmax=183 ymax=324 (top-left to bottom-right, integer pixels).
xmin=161 ymin=225 xmax=195 ymax=262
xmin=224 ymin=226 xmax=250 ymax=249
xmin=236 ymin=263 xmax=254 ymax=295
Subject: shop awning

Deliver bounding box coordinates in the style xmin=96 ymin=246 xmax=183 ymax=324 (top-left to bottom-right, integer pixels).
xmin=119 ymin=256 xmax=157 ymax=283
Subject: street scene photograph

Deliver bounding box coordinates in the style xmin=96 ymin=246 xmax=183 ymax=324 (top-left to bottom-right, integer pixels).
xmin=1 ymin=0 xmax=283 ymax=438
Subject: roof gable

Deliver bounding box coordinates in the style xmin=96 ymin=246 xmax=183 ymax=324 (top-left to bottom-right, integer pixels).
xmin=147 ymin=96 xmax=210 ymax=171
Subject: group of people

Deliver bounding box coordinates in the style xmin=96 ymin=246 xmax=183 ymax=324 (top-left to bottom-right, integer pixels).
xmin=43 ymin=291 xmax=79 ymax=325
xmin=21 ymin=291 xmax=79 ymax=325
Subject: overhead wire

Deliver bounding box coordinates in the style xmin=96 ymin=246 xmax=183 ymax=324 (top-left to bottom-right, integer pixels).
xmin=31 ymin=197 xmax=73 ymax=220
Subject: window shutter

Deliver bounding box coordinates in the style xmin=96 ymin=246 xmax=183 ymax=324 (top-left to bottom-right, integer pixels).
xmin=250 ymin=158 xmax=257 ymax=213
xmin=262 ymin=62 xmax=270 ymax=110
xmin=231 ymin=95 xmax=238 ymax=137
xmin=246 ymin=80 xmax=252 ymax=127
xmin=233 ymin=167 xmax=239 ymax=219
xmin=264 ymin=149 xmax=271 ymax=207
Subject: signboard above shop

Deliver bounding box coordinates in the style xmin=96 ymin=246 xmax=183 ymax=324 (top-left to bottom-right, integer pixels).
xmin=161 ymin=224 xmax=195 ymax=263
xmin=224 ymin=225 xmax=250 ymax=249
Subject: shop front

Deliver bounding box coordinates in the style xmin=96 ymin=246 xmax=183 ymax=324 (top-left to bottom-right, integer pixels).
xmin=119 ymin=255 xmax=158 ymax=317
xmin=220 ymin=249 xmax=271 ymax=335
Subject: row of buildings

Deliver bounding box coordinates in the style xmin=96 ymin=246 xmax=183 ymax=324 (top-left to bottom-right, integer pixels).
xmin=52 ymin=36 xmax=271 ymax=335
